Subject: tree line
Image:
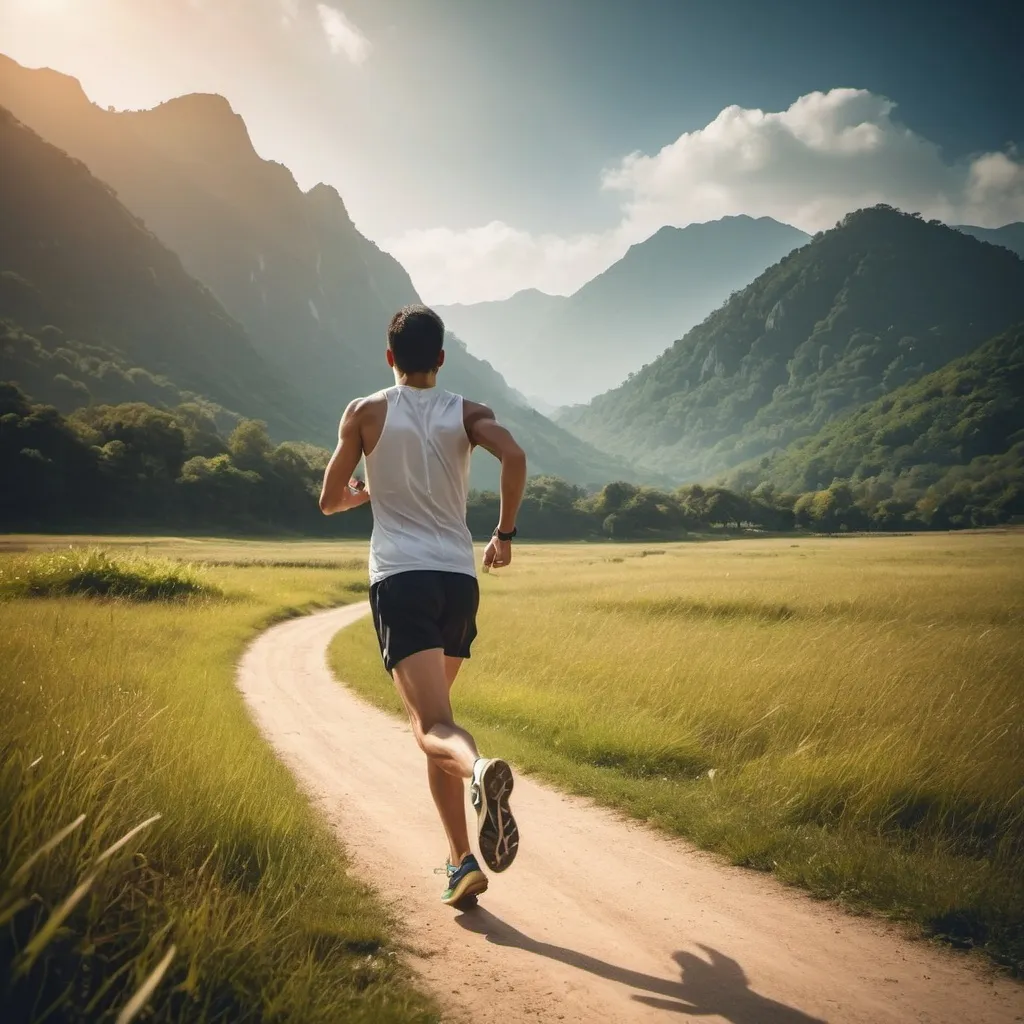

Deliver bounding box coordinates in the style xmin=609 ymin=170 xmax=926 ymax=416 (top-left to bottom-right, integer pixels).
xmin=2 ymin=385 xmax=1018 ymax=539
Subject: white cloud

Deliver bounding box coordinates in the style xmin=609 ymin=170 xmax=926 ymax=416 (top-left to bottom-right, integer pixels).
xmin=384 ymin=88 xmax=1024 ymax=305
xmin=315 ymin=3 xmax=369 ymax=64
xmin=386 ymin=223 xmax=618 ymax=306
xmin=601 ymin=89 xmax=1020 ymax=237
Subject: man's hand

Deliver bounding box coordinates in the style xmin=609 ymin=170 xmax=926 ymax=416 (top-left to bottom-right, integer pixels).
xmin=482 ymin=535 xmax=512 ymax=572
xmin=346 ymin=477 xmax=371 ymax=509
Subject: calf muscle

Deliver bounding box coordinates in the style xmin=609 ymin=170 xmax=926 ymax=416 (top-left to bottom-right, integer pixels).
xmin=391 ymin=648 xmax=478 ymax=778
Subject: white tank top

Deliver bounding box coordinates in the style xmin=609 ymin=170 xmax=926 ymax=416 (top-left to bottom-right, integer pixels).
xmin=365 ymin=385 xmax=477 ymax=584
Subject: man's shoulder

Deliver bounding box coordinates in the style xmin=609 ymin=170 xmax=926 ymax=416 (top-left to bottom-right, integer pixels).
xmin=462 ymin=397 xmax=494 ymax=421
xmin=347 ymin=390 xmax=389 ymax=417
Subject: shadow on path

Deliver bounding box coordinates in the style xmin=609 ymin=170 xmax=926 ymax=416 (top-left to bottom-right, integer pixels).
xmin=456 ymin=906 xmax=826 ymax=1023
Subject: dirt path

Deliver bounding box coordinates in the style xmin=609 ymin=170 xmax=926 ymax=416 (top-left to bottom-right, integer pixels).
xmin=237 ymin=604 xmax=1022 ymax=1024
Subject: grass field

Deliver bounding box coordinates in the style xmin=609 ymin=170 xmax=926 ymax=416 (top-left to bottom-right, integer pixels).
xmin=0 ymin=536 xmax=436 ymax=1024
xmin=329 ymin=531 xmax=1024 ymax=973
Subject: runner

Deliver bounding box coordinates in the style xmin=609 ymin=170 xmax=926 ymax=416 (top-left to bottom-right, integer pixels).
xmin=319 ymin=304 xmax=527 ymax=907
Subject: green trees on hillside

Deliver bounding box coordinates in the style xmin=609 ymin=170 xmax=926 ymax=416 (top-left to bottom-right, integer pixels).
xmin=1 ymin=320 xmax=238 ymax=427
xmin=0 ymin=106 xmax=303 ymax=438
xmin=562 ymin=207 xmax=1024 ymax=480
xmin=0 ymin=385 xmax=368 ymax=535
xmin=3 ymin=381 xmax=1020 ymax=538
xmin=729 ymin=325 xmax=1024 ymax=528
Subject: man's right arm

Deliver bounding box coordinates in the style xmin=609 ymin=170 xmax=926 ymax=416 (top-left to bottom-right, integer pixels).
xmin=465 ymin=402 xmax=527 ymax=568
xmin=319 ymin=399 xmax=370 ymax=514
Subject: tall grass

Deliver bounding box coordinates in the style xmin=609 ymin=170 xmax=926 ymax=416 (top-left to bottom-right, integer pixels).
xmin=0 ymin=548 xmax=217 ymax=600
xmin=1 ymin=542 xmax=436 ymax=1024
xmin=330 ymin=532 xmax=1024 ymax=972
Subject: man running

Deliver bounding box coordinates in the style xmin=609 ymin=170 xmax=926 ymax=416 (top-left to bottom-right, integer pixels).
xmin=319 ymin=304 xmax=526 ymax=907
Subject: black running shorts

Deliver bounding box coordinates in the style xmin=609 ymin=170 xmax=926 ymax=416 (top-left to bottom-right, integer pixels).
xmin=369 ymin=570 xmax=479 ymax=674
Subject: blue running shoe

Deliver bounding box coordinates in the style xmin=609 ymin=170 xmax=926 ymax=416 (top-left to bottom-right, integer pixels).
xmin=471 ymin=758 xmax=520 ymax=872
xmin=440 ymin=853 xmax=488 ymax=907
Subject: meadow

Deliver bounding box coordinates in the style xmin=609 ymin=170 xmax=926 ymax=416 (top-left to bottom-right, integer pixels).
xmin=0 ymin=536 xmax=435 ymax=1024
xmin=329 ymin=531 xmax=1024 ymax=972
xmin=3 ymin=529 xmax=1021 ymax=1024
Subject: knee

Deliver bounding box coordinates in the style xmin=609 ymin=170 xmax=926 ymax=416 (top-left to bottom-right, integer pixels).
xmin=411 ymin=723 xmax=431 ymax=754
xmin=410 ymin=713 xmax=454 ymax=752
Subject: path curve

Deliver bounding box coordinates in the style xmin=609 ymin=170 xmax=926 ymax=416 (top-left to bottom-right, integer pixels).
xmin=237 ymin=605 xmax=1022 ymax=1024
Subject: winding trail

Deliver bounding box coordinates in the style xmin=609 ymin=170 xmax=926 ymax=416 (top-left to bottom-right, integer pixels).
xmin=237 ymin=604 xmax=1022 ymax=1024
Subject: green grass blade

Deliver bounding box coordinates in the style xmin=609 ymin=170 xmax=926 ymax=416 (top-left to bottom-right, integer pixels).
xmin=17 ymin=870 xmax=98 ymax=975
xmin=95 ymin=814 xmax=162 ymax=866
xmin=114 ymin=945 xmax=176 ymax=1024
xmin=11 ymin=814 xmax=86 ymax=884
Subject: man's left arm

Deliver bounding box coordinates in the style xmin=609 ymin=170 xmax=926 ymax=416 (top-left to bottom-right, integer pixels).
xmin=319 ymin=400 xmax=370 ymax=514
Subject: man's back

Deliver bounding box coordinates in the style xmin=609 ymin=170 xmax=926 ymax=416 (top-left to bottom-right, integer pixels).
xmin=364 ymin=384 xmax=476 ymax=584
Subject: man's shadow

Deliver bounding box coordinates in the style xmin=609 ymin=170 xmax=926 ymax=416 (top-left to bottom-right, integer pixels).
xmin=456 ymin=906 xmax=825 ymax=1023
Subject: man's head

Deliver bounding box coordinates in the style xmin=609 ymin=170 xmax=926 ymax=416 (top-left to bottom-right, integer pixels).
xmin=386 ymin=305 xmax=446 ymax=375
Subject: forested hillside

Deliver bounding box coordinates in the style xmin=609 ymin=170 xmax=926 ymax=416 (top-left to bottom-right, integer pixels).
xmin=0 ymin=53 xmax=630 ymax=487
xmin=560 ymin=207 xmax=1024 ymax=479
xmin=0 ymin=107 xmax=301 ymax=437
xmin=725 ymin=324 xmax=1024 ymax=527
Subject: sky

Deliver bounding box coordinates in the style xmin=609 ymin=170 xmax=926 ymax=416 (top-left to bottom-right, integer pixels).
xmin=1 ymin=0 xmax=1022 ymax=303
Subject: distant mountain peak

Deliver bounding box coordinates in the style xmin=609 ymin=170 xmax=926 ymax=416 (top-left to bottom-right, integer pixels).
xmin=130 ymin=91 xmax=258 ymax=162
xmin=440 ymin=214 xmax=809 ymax=406
xmin=0 ymin=52 xmax=90 ymax=107
xmin=305 ymin=182 xmax=355 ymax=227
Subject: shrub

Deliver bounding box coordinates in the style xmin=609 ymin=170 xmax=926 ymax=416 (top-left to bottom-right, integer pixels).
xmin=0 ymin=549 xmax=218 ymax=601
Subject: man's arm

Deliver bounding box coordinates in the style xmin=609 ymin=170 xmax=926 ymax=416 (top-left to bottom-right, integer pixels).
xmin=319 ymin=400 xmax=371 ymax=515
xmin=465 ymin=402 xmax=527 ymax=568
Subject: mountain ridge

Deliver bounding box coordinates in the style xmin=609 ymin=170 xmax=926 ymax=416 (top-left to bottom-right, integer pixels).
xmin=0 ymin=105 xmax=305 ymax=437
xmin=954 ymin=222 xmax=1024 ymax=259
xmin=559 ymin=206 xmax=1024 ymax=481
xmin=0 ymin=53 xmax=637 ymax=487
xmin=437 ymin=215 xmax=810 ymax=406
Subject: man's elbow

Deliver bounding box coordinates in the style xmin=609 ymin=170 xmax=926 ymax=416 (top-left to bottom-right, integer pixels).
xmin=503 ymin=444 xmax=527 ymax=470
xmin=319 ymin=493 xmax=337 ymax=515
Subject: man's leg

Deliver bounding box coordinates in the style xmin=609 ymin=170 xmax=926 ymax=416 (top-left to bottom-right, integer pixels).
xmin=392 ymin=649 xmax=478 ymax=864
xmin=424 ymin=657 xmax=471 ymax=864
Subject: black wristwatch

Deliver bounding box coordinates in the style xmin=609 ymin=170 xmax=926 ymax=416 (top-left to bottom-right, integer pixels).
xmin=495 ymin=526 xmax=517 ymax=541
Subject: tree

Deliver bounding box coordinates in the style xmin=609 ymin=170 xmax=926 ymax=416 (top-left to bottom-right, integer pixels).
xmin=228 ymin=418 xmax=273 ymax=471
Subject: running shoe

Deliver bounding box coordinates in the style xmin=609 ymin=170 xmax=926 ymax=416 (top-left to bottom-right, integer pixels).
xmin=471 ymin=757 xmax=520 ymax=872
xmin=440 ymin=853 xmax=488 ymax=907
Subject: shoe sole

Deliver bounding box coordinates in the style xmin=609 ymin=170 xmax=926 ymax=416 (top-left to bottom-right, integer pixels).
xmin=442 ymin=869 xmax=488 ymax=908
xmin=477 ymin=759 xmax=519 ymax=873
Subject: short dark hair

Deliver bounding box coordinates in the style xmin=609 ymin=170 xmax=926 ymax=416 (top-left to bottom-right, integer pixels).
xmin=387 ymin=305 xmax=445 ymax=373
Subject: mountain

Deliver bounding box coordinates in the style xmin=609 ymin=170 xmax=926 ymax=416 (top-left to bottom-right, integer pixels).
xmin=725 ymin=324 xmax=1024 ymax=515
xmin=0 ymin=106 xmax=302 ymax=436
xmin=437 ymin=216 xmax=809 ymax=407
xmin=955 ymin=222 xmax=1024 ymax=259
xmin=0 ymin=53 xmax=632 ymax=487
xmin=559 ymin=206 xmax=1024 ymax=481
xmin=436 ymin=287 xmax=566 ymax=381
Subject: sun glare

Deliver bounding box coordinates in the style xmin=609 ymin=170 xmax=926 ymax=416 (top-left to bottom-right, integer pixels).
xmin=17 ymin=0 xmax=74 ymax=15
